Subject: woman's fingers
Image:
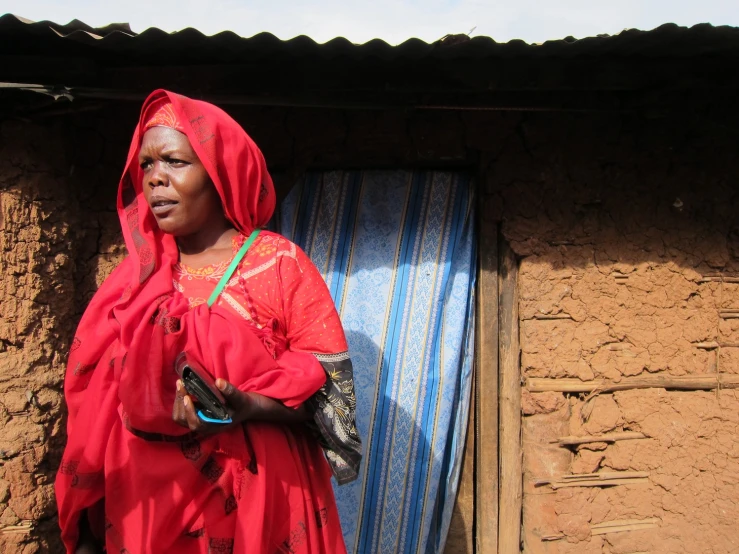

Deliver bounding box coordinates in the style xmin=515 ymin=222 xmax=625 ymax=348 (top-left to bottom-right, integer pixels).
xmin=172 ymin=380 xmax=189 ymax=427
xmin=215 ymin=378 xmax=236 ymax=397
xmin=182 ymin=396 xmax=207 ymax=432
xmin=182 ymin=392 xmax=229 ymax=435
xmin=174 ymin=379 xmax=238 ymax=434
xmin=174 ymin=381 xmax=210 ymax=433
xmin=216 ymin=378 xmax=253 ymax=421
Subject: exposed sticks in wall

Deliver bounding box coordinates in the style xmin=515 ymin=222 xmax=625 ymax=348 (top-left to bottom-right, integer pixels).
xmin=523 ymin=313 xmax=574 ymax=321
xmin=550 ymin=431 xmax=646 ymax=446
xmin=719 ymin=309 xmax=739 ymax=319
xmin=606 ymin=343 xmax=631 ymax=351
xmin=0 ymin=521 xmax=33 ymax=535
xmin=701 ymin=271 xmax=739 ymax=276
xmin=699 ymin=276 xmax=739 ymax=283
xmin=589 ymin=519 xmax=659 ymax=535
xmin=534 ymin=471 xmax=650 ymax=489
xmin=541 ymin=518 xmax=660 ymax=541
xmin=549 ymin=240 xmax=576 ymax=246
xmin=693 ymin=342 xmax=739 ymax=349
xmin=527 ymin=374 xmax=739 ymax=393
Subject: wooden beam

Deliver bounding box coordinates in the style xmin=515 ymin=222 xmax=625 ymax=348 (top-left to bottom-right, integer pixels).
xmin=9 ymin=55 xmax=739 ymax=93
xmin=475 ymin=202 xmax=499 ymax=553
xmin=498 ymin=240 xmax=521 ymax=553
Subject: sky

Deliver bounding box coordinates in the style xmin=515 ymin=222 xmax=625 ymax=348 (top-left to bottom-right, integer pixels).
xmin=0 ymin=0 xmax=737 ymax=45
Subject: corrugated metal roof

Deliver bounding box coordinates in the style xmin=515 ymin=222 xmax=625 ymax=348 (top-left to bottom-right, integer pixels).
xmin=1 ymin=13 xmax=738 ymax=113
xmin=3 ymin=13 xmax=739 ymax=60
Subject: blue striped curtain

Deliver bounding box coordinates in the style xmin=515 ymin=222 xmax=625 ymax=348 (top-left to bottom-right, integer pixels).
xmin=275 ymin=170 xmax=476 ymax=554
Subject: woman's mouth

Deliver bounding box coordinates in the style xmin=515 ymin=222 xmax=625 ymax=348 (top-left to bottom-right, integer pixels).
xmin=150 ymin=199 xmax=178 ymax=215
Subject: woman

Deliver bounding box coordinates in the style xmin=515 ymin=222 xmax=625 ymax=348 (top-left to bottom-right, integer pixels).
xmin=55 ymin=90 xmax=361 ymax=554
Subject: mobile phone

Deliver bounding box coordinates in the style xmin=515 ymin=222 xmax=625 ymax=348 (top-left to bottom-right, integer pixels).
xmin=175 ymin=353 xmax=232 ymax=424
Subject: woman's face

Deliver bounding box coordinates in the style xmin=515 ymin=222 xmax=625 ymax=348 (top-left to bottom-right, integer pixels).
xmin=139 ymin=126 xmax=225 ymax=237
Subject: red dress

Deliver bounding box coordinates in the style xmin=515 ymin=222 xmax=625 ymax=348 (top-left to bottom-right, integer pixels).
xmin=101 ymin=232 xmax=356 ymax=553
xmin=55 ymin=91 xmax=360 ymax=554
xmin=173 ymin=232 xmax=347 ymax=355
xmin=174 ymin=229 xmax=361 ymax=485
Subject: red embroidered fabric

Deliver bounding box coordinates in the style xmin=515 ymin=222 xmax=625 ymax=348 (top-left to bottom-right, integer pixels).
xmin=173 ymin=231 xmax=348 ymax=355
xmin=55 ymin=90 xmax=347 ymax=553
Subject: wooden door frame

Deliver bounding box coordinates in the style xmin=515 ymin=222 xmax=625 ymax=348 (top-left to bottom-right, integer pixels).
xmin=475 ymin=211 xmax=499 ymax=553
xmin=475 ymin=213 xmax=522 ymax=554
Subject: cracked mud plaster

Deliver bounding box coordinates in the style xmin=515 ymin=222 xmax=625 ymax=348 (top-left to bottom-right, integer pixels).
xmin=0 ymin=118 xmax=124 ymax=553
xmin=547 ymin=390 xmax=739 ymax=554
xmin=0 ymin=120 xmax=75 ymax=553
xmin=511 ymin=112 xmax=739 ymax=553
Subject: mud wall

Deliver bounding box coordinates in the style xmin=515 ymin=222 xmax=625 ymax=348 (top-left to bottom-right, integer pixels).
xmin=1 ymin=94 xmax=737 ymax=553
xmin=0 ymin=109 xmax=132 ymax=553
xmin=0 ymin=119 xmax=77 ymax=552
xmin=504 ymin=113 xmax=739 ymax=554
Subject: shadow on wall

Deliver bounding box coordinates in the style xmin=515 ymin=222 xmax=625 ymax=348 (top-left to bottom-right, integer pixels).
xmin=476 ymin=110 xmax=739 ymax=382
xmin=65 ymin=108 xmax=137 ymax=315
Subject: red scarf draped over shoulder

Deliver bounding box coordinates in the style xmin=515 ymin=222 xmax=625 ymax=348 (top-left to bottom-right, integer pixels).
xmin=55 ymin=91 xmax=329 ymax=552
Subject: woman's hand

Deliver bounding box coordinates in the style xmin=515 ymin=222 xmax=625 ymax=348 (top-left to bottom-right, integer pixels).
xmin=172 ymin=379 xmax=310 ymax=434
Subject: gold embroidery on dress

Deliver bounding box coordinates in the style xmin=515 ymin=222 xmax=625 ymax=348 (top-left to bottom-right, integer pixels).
xmin=173 ymin=231 xmax=298 ymax=319
xmin=188 ymin=297 xmax=207 ymax=308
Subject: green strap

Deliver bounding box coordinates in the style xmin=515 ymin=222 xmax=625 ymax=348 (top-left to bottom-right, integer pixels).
xmin=207 ymin=229 xmax=261 ymax=308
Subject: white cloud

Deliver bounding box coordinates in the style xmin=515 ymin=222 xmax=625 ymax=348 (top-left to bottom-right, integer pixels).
xmin=1 ymin=0 xmax=737 ymax=44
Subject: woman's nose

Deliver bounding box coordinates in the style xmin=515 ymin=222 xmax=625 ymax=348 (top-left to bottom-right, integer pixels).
xmin=147 ymin=161 xmax=167 ymax=187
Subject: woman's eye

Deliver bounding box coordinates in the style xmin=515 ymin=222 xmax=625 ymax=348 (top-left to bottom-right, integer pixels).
xmin=139 ymin=160 xmax=151 ymax=170
xmin=168 ymin=158 xmax=188 ymax=166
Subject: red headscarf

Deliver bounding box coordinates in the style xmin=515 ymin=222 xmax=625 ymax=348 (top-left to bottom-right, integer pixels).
xmin=122 ymin=90 xmax=276 ymax=283
xmin=55 ymin=91 xmax=336 ymax=553
xmin=143 ymin=97 xmax=186 ymax=132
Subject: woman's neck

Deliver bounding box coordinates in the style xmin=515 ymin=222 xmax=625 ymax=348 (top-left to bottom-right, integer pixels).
xmin=176 ymin=225 xmax=238 ymax=257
